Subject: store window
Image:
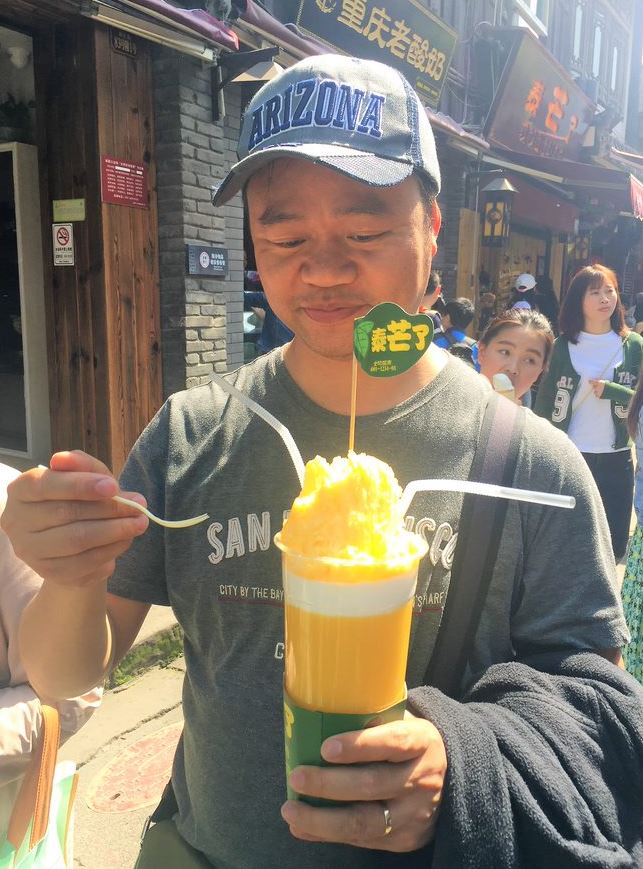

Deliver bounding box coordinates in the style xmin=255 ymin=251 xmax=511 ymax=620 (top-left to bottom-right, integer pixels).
xmin=0 ymin=152 xmax=24 ymax=452
xmin=513 ymin=0 xmax=549 ymax=35
xmin=610 ymin=45 xmax=619 ymax=92
xmin=0 ymin=27 xmax=49 ymax=463
xmin=573 ymin=2 xmax=584 ymax=63
xmin=592 ymin=22 xmax=603 ymax=78
xmin=550 ymin=0 xmax=573 ymax=68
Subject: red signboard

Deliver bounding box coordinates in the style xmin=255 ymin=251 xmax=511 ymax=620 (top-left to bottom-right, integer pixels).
xmin=100 ymin=155 xmax=149 ymax=209
xmin=485 ymin=30 xmax=595 ymax=162
xmin=630 ymin=175 xmax=643 ymax=220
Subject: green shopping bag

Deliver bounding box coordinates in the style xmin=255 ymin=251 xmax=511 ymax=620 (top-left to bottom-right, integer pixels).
xmin=0 ymin=707 xmax=78 ymax=868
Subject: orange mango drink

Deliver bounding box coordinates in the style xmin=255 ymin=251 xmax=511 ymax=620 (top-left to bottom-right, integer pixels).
xmin=275 ymin=451 xmax=428 ymax=716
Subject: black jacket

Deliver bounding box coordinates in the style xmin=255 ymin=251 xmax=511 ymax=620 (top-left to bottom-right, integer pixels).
xmin=402 ymin=652 xmax=643 ymax=868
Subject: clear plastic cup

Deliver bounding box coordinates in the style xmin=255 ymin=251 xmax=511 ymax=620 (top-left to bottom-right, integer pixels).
xmin=274 ymin=533 xmax=428 ymax=715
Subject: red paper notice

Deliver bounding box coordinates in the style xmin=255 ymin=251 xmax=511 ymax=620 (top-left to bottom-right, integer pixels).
xmin=101 ymin=155 xmax=149 ymax=209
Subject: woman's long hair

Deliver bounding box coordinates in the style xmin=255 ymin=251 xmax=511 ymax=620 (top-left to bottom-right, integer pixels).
xmin=478 ymin=308 xmax=555 ymax=367
xmin=627 ymin=366 xmax=643 ymax=439
xmin=558 ymin=264 xmax=626 ymax=344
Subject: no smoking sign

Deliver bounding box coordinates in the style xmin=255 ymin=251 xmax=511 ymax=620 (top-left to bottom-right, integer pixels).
xmin=56 ymin=226 xmax=70 ymax=245
xmin=52 ymin=222 xmax=74 ymax=266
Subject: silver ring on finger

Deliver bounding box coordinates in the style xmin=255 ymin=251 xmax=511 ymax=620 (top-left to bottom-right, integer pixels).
xmin=382 ymin=802 xmax=393 ymax=837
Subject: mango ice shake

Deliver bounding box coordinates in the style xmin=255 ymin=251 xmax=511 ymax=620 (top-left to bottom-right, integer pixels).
xmin=275 ymin=450 xmax=427 ymax=716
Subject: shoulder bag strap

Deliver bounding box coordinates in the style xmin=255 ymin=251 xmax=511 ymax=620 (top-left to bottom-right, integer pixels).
xmin=424 ymin=393 xmax=525 ymax=697
xmin=443 ymin=330 xmax=457 ymax=348
xmin=7 ymin=704 xmax=60 ymax=850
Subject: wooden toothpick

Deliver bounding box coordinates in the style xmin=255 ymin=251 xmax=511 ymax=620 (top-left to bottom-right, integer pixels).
xmin=348 ymin=354 xmax=358 ymax=452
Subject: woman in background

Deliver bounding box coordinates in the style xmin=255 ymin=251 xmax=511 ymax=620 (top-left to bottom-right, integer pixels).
xmin=535 ymin=264 xmax=643 ymax=560
xmin=477 ymin=308 xmax=554 ymax=403
xmin=0 ymin=462 xmax=102 ymax=832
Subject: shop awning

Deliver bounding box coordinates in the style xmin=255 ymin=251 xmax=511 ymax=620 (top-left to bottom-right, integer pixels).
xmin=82 ymin=0 xmax=239 ymax=56
xmin=506 ymin=173 xmax=578 ymax=234
xmin=425 ymin=108 xmax=489 ymax=154
xmin=479 ymin=169 xmax=578 ymax=234
xmin=483 ymin=148 xmax=643 ymax=220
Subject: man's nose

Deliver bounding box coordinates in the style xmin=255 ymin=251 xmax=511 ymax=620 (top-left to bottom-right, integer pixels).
xmin=300 ymin=240 xmax=356 ymax=286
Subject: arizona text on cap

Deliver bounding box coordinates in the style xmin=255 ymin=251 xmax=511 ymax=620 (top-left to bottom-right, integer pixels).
xmin=515 ymin=273 xmax=536 ymax=292
xmin=211 ymin=54 xmax=440 ymax=207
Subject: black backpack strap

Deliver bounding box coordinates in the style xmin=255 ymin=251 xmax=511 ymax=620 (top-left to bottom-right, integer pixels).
xmin=443 ymin=330 xmax=457 ymax=348
xmin=424 ymin=392 xmax=525 ymax=697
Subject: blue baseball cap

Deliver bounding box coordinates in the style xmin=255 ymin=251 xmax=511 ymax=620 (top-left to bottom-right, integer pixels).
xmin=211 ymin=54 xmax=441 ymax=206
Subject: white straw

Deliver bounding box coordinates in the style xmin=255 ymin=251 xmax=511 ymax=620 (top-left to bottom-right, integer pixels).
xmin=399 ymin=479 xmax=575 ymax=517
xmin=210 ymin=371 xmax=305 ymax=486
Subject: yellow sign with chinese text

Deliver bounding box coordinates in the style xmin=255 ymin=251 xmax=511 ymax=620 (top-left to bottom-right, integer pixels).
xmin=52 ymin=198 xmax=86 ymax=222
xmin=297 ymin=0 xmax=456 ymax=108
xmin=354 ymin=302 xmax=434 ymax=376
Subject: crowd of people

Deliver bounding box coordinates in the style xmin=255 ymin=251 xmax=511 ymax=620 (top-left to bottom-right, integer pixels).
xmin=1 ymin=53 xmax=642 ymax=868
xmin=425 ymin=263 xmax=643 ymax=684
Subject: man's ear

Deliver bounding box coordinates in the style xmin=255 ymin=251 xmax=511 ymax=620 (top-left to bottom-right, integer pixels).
xmin=430 ymin=201 xmax=442 ymax=255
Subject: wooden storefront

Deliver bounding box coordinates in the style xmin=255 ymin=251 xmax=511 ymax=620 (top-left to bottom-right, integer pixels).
xmin=1 ymin=0 xmax=161 ymax=472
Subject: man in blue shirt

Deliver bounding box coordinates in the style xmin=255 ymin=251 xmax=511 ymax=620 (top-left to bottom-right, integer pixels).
xmin=433 ymin=298 xmax=475 ymax=364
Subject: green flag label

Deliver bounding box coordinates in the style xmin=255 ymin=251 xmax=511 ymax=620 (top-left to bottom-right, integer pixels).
xmin=353 ymin=303 xmax=434 ymax=377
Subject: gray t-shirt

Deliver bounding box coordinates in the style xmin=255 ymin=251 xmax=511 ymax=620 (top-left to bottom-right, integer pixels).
xmin=109 ymin=353 xmax=628 ymax=869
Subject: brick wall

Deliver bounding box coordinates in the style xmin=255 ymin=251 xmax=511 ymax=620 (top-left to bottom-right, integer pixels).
xmin=153 ymin=47 xmax=245 ymax=399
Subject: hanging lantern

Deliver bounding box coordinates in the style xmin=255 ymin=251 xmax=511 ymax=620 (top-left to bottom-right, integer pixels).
xmin=481 ymin=177 xmax=517 ymax=247
xmin=574 ymin=234 xmax=591 ymax=261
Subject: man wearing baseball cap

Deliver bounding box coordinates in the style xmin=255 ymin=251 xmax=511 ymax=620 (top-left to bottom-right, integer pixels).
xmin=3 ymin=55 xmax=640 ymax=869
xmin=515 ymin=273 xmax=536 ymax=293
xmin=509 ymin=273 xmax=537 ymax=310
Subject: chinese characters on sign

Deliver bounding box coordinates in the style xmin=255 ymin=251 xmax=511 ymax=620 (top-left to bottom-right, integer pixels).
xmin=297 ymin=0 xmax=456 ymax=108
xmin=52 ymin=223 xmax=74 ymax=267
xmin=354 ymin=303 xmax=434 ymax=376
xmin=186 ymin=244 xmax=229 ymax=278
xmin=110 ymin=28 xmax=137 ymax=57
xmin=518 ymin=79 xmax=580 ymax=157
xmin=100 ymin=156 xmax=149 ymax=209
xmin=485 ymin=31 xmax=593 ymax=161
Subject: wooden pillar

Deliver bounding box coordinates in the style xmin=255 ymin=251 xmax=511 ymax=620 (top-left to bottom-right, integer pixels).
xmin=94 ymin=25 xmax=162 ymax=473
xmin=34 ymin=20 xmax=161 ymax=473
xmin=34 ymin=21 xmax=109 ymax=463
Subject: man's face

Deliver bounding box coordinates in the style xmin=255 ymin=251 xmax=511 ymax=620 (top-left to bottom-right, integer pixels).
xmin=246 ymin=158 xmax=441 ymax=361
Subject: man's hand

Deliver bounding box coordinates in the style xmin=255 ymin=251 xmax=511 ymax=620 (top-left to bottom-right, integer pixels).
xmin=281 ymin=714 xmax=447 ymax=852
xmin=0 ymin=450 xmax=149 ymax=588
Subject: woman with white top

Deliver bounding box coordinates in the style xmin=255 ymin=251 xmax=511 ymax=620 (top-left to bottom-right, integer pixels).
xmin=535 ymin=264 xmax=643 ymax=560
